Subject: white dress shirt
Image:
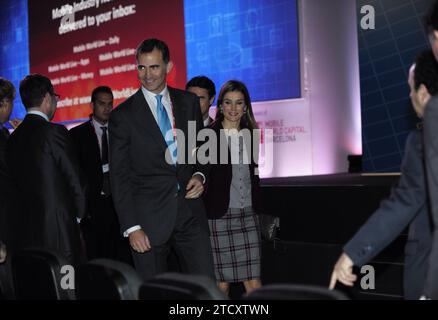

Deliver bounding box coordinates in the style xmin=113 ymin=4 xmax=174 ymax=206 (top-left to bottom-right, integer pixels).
xmin=27 ymin=110 xmax=49 ymax=122
xmin=141 ymin=85 xmax=175 ymax=126
xmin=203 ymin=116 xmax=211 ymax=127
xmin=91 ymin=117 xmax=108 ymax=159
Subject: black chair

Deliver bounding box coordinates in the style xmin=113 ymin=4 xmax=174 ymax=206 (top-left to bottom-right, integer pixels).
xmin=75 ymin=258 xmax=142 ymax=300
xmin=242 ymin=284 xmax=349 ymax=300
xmin=12 ymin=248 xmax=75 ymax=300
xmin=139 ymin=272 xmax=227 ymax=300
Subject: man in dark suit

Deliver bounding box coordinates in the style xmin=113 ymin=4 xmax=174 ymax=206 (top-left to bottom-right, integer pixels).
xmin=6 ymin=74 xmax=86 ymax=266
xmin=70 ymin=86 xmax=132 ymax=264
xmin=0 ymin=78 xmax=16 ymax=298
xmin=329 ymin=50 xmax=436 ymax=300
xmin=109 ymin=38 xmax=214 ymax=280
xmin=0 ymin=78 xmax=15 ymax=253
xmin=186 ymin=76 xmax=216 ymax=127
xmin=421 ymin=1 xmax=438 ymax=299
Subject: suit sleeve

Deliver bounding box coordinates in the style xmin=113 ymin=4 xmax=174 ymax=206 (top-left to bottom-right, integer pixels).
xmin=68 ymin=127 xmax=80 ymax=157
xmin=343 ymin=131 xmax=426 ymax=266
xmin=50 ymin=125 xmax=87 ymax=219
xmin=423 ymin=97 xmax=438 ymax=299
xmin=108 ymin=110 xmax=136 ymax=232
xmin=424 ymin=98 xmax=438 ymax=229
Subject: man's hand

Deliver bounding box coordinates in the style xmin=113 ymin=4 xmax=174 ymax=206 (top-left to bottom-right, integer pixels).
xmin=128 ymin=229 xmax=151 ymax=253
xmin=0 ymin=241 xmax=7 ymax=264
xmin=329 ymin=252 xmax=357 ymax=289
xmin=185 ymin=175 xmax=204 ymax=199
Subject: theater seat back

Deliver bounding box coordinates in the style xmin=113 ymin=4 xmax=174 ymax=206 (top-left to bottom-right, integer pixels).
xmin=75 ymin=259 xmax=142 ymax=300
xmin=139 ymin=273 xmax=227 ymax=300
xmin=12 ymin=248 xmax=75 ymax=300
xmin=243 ymin=283 xmax=349 ymax=300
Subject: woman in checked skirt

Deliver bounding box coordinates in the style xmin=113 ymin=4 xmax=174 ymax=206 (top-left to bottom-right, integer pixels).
xmin=203 ymin=80 xmax=264 ymax=296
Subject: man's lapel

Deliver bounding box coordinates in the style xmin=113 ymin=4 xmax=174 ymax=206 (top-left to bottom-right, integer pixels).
xmin=168 ymin=87 xmax=188 ymax=167
xmin=132 ymin=89 xmax=168 ymax=151
xmin=168 ymin=87 xmax=187 ymax=133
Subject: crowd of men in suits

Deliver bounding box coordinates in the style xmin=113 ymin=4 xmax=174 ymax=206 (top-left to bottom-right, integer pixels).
xmin=0 ymin=38 xmax=221 ymax=298
xmin=3 ymin=3 xmax=438 ymax=299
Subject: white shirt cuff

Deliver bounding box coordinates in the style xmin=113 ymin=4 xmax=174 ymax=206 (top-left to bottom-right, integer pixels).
xmin=193 ymin=172 xmax=206 ymax=184
xmin=76 ymin=218 xmax=81 ymax=224
xmin=123 ymin=225 xmax=142 ymax=237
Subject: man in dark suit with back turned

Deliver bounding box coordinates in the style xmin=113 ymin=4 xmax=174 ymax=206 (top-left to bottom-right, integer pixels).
xmin=69 ymin=86 xmax=132 ymax=264
xmin=329 ymin=50 xmax=436 ymax=300
xmin=420 ymin=1 xmax=438 ymax=299
xmin=109 ymin=38 xmax=214 ymax=280
xmin=0 ymin=78 xmax=15 ymax=258
xmin=6 ymin=74 xmax=86 ymax=266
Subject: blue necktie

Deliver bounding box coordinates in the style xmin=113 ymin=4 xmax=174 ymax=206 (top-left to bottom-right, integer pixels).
xmin=155 ymin=94 xmax=177 ymax=164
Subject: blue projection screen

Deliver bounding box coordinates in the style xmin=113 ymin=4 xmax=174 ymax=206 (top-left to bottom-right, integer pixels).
xmin=184 ymin=0 xmax=300 ymax=102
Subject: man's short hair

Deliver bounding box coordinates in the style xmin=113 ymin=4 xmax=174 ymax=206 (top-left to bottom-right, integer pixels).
xmin=414 ymin=50 xmax=438 ymax=96
xmin=135 ymin=38 xmax=170 ymax=64
xmin=19 ymin=74 xmax=55 ymax=110
xmin=91 ymin=86 xmax=113 ymax=104
xmin=425 ymin=1 xmax=438 ymax=34
xmin=185 ymin=76 xmax=216 ymax=100
xmin=0 ymin=77 xmax=16 ymax=102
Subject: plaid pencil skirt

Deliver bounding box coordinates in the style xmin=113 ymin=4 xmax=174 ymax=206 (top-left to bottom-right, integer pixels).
xmin=208 ymin=206 xmax=261 ymax=283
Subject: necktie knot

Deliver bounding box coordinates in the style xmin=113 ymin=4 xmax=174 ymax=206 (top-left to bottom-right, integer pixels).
xmin=101 ymin=126 xmax=107 ymax=133
xmin=155 ymin=94 xmax=163 ymax=105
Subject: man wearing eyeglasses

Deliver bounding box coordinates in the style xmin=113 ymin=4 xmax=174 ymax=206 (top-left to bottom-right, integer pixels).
xmin=6 ymin=74 xmax=87 ymax=266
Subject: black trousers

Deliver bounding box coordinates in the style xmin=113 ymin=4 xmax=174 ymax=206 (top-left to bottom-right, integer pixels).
xmin=81 ymin=195 xmax=133 ymax=266
xmin=131 ymin=196 xmax=215 ymax=281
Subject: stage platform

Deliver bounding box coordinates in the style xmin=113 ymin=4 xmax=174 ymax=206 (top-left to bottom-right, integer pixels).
xmin=261 ymin=172 xmax=400 ymax=187
xmin=258 ymin=172 xmax=404 ymax=300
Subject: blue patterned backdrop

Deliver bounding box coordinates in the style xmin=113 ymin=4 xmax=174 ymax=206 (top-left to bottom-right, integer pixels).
xmin=184 ymin=0 xmax=301 ymax=102
xmin=358 ymin=0 xmax=432 ymax=171
xmin=0 ymin=0 xmax=29 ymax=126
